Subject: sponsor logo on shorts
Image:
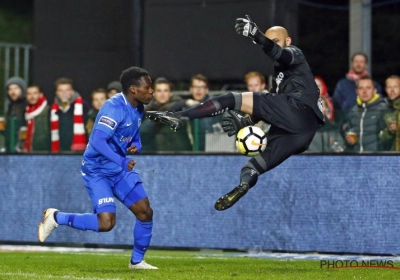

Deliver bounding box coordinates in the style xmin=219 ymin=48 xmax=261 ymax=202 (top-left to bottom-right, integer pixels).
xmin=98 ymin=197 xmax=115 ymax=205
xmin=99 ymin=116 xmax=117 ymax=129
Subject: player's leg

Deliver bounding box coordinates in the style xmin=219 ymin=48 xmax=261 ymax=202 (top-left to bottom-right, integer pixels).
xmin=215 ymin=127 xmax=317 ymax=210
xmin=38 ymin=175 xmax=115 ymax=242
xmin=179 ymin=91 xmax=254 ymax=117
xmin=128 ymin=196 xmax=156 ymax=269
xmin=114 ymin=171 xmax=157 ymax=270
xmin=215 ymin=99 xmax=319 ymax=211
xmin=146 ymin=91 xmax=255 ymax=129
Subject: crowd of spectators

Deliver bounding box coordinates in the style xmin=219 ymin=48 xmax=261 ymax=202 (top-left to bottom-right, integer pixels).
xmin=308 ymin=52 xmax=400 ymax=153
xmin=0 ymin=56 xmax=398 ymax=154
xmin=1 ymin=77 xmax=117 ymax=153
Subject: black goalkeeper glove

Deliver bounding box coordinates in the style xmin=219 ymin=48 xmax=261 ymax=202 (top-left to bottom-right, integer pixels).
xmin=235 ymin=15 xmax=266 ymax=45
xmin=222 ymin=110 xmax=255 ymax=137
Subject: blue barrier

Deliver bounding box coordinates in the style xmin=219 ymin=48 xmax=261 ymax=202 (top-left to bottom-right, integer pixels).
xmin=0 ymin=154 xmax=399 ymax=254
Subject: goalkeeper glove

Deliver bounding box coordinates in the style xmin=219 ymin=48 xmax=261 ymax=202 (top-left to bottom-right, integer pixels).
xmin=222 ymin=110 xmax=255 ymax=137
xmin=234 ymin=15 xmax=266 ymax=45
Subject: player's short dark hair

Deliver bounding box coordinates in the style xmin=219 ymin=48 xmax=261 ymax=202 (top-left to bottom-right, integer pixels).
xmin=351 ymin=52 xmax=368 ymax=63
xmin=191 ymin=74 xmax=209 ymax=88
xmin=120 ymin=66 xmax=149 ymax=93
xmin=154 ymin=77 xmax=172 ymax=91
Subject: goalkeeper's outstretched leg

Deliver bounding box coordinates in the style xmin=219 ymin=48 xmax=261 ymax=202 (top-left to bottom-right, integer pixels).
xmin=145 ymin=91 xmax=257 ymax=134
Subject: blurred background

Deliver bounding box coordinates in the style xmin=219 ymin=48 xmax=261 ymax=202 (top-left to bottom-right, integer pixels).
xmin=1 ymin=0 xmax=399 ymax=104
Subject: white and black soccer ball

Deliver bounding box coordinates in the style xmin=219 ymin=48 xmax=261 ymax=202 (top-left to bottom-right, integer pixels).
xmin=235 ymin=126 xmax=267 ymax=157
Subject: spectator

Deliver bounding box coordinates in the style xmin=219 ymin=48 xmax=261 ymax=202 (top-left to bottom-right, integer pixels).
xmin=24 ymin=85 xmax=50 ymax=152
xmin=143 ymin=77 xmax=192 ymax=152
xmin=333 ymin=53 xmax=382 ymax=114
xmin=50 ymin=77 xmax=89 ymax=153
xmin=308 ymin=76 xmax=342 ymax=152
xmin=86 ymin=88 xmax=107 ymax=136
xmin=171 ymin=74 xmax=222 ymax=151
xmin=4 ymin=76 xmax=26 ymax=152
xmin=343 ymin=76 xmax=387 ymax=152
xmin=244 ymin=71 xmax=270 ymax=133
xmin=107 ymin=80 xmax=122 ymax=99
xmin=380 ymin=75 xmax=400 ymax=151
xmin=244 ymin=71 xmax=267 ymax=93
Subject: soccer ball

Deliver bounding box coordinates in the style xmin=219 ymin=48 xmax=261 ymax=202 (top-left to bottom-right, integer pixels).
xmin=236 ymin=126 xmax=267 ymax=157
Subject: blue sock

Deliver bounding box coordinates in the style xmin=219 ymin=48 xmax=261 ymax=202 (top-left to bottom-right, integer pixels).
xmin=131 ymin=220 xmax=153 ymax=264
xmin=55 ymin=212 xmax=99 ymax=232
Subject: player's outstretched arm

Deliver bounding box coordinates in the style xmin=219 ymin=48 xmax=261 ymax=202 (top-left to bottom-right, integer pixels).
xmin=235 ymin=15 xmax=292 ymax=65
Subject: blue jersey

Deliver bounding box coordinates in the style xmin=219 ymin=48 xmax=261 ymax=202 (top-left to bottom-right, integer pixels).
xmin=83 ymin=93 xmax=143 ymax=175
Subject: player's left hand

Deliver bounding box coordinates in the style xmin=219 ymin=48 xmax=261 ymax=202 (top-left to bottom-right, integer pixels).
xmin=235 ymin=15 xmax=264 ymax=44
xmin=127 ymin=145 xmax=138 ymax=154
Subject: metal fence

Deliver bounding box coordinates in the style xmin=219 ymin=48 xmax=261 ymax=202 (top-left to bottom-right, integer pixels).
xmin=0 ymin=42 xmax=33 ymax=115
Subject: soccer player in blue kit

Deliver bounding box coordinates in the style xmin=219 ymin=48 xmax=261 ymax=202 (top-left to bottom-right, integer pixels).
xmin=38 ymin=66 xmax=158 ymax=270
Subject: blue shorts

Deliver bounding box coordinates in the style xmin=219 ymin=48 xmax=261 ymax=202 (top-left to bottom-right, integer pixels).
xmin=81 ymin=169 xmax=147 ymax=214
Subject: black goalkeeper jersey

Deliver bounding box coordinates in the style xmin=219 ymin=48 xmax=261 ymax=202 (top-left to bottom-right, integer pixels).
xmin=269 ymin=45 xmax=324 ymax=123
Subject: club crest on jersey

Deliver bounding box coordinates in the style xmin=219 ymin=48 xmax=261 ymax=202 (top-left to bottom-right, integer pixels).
xmin=120 ymin=135 xmax=133 ymax=143
xmin=138 ymin=118 xmax=141 ymax=127
xmin=99 ymin=116 xmax=117 ymax=129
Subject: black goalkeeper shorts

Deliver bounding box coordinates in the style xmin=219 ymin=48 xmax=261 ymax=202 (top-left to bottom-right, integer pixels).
xmin=248 ymin=92 xmax=319 ymax=173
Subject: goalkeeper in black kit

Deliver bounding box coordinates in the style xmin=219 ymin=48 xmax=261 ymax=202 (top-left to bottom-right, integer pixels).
xmin=147 ymin=16 xmax=324 ymax=211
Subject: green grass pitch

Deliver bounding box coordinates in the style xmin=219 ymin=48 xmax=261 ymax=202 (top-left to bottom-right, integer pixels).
xmin=1 ymin=249 xmax=399 ymax=280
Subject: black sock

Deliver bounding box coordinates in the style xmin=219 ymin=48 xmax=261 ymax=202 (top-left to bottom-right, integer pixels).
xmin=180 ymin=92 xmax=242 ymax=119
xmin=240 ymin=167 xmax=259 ymax=188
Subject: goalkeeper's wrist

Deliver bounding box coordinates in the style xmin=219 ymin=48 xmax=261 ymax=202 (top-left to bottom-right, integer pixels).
xmin=242 ymin=116 xmax=255 ymax=127
xmin=253 ymin=30 xmax=268 ymax=45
